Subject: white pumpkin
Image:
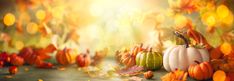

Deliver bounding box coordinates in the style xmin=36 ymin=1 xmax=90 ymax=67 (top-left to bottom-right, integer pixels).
xmin=163 ymin=31 xmax=210 ymax=72
xmin=163 ymin=45 xmax=209 ymax=72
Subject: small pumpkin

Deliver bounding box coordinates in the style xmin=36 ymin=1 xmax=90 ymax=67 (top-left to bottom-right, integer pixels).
xmin=115 ymin=48 xmax=128 ymax=63
xmin=136 ymin=48 xmax=162 ymax=70
xmin=188 ymin=61 xmax=213 ymax=80
xmin=120 ymin=44 xmax=146 ymax=67
xmin=76 ymin=49 xmax=91 ymax=67
xmin=56 ymin=48 xmax=77 ymax=66
xmin=163 ymin=31 xmax=210 ymax=71
xmin=129 ymin=43 xmax=145 ymax=56
xmin=120 ymin=52 xmax=136 ymax=67
xmin=10 ymin=53 xmax=24 ymax=66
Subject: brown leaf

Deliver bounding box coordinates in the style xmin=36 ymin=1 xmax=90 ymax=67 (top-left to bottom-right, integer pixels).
xmin=4 ymin=75 xmax=13 ymax=79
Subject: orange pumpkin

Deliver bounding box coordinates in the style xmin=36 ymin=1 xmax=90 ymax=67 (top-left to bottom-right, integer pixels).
xmin=188 ymin=61 xmax=213 ymax=80
xmin=56 ymin=48 xmax=77 ymax=66
xmin=120 ymin=44 xmax=146 ymax=67
xmin=76 ymin=50 xmax=91 ymax=67
xmin=120 ymin=52 xmax=135 ymax=67
xmin=10 ymin=53 xmax=24 ymax=66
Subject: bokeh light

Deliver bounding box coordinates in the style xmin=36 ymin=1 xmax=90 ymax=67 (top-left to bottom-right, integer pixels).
xmin=3 ymin=13 xmax=15 ymax=26
xmin=26 ymin=22 xmax=39 ymax=34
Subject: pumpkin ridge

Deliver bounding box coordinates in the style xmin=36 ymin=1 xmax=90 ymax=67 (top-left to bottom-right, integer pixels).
xmin=200 ymin=63 xmax=210 ymax=80
xmin=199 ymin=63 xmax=207 ymax=80
xmin=181 ymin=45 xmax=188 ymax=70
xmin=204 ymin=62 xmax=213 ymax=77
xmin=163 ymin=46 xmax=175 ymax=71
xmin=194 ymin=65 xmax=203 ymax=80
xmin=167 ymin=47 xmax=176 ymax=71
xmin=152 ymin=52 xmax=156 ymax=69
xmin=62 ymin=51 xmax=68 ymax=65
xmin=155 ymin=52 xmax=162 ymax=70
xmin=169 ymin=47 xmax=180 ymax=71
xmin=67 ymin=51 xmax=72 ymax=64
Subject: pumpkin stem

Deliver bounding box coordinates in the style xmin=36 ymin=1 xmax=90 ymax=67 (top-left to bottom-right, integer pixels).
xmin=174 ymin=31 xmax=189 ymax=48
xmin=194 ymin=60 xmax=200 ymax=64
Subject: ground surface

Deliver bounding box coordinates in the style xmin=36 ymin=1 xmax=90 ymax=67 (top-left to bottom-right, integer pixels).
xmin=0 ymin=59 xmax=207 ymax=81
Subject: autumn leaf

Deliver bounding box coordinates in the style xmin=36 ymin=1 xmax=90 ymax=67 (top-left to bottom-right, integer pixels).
xmin=168 ymin=0 xmax=198 ymax=14
xmin=116 ymin=65 xmax=144 ymax=76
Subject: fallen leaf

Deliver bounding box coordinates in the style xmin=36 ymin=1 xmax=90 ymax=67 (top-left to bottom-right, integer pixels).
xmin=38 ymin=79 xmax=43 ymax=81
xmin=57 ymin=67 xmax=66 ymax=71
xmin=24 ymin=67 xmax=29 ymax=71
xmin=116 ymin=65 xmax=144 ymax=76
xmin=128 ymin=76 xmax=143 ymax=81
xmin=4 ymin=75 xmax=13 ymax=79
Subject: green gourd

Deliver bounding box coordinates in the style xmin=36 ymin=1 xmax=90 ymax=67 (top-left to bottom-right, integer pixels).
xmin=136 ymin=48 xmax=162 ymax=70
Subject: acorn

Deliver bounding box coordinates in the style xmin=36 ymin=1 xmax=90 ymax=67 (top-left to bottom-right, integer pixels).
xmin=144 ymin=71 xmax=154 ymax=79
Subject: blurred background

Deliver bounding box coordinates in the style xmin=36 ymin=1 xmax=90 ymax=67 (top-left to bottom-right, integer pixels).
xmin=0 ymin=0 xmax=233 ymax=56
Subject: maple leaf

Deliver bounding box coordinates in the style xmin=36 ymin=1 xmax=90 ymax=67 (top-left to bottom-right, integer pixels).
xmin=168 ymin=0 xmax=198 ymax=14
xmin=116 ymin=65 xmax=144 ymax=76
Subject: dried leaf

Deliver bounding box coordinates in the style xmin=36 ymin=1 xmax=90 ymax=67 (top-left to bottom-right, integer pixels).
xmin=91 ymin=48 xmax=108 ymax=66
xmin=161 ymin=69 xmax=188 ymax=81
xmin=57 ymin=67 xmax=66 ymax=71
xmin=168 ymin=0 xmax=198 ymax=14
xmin=127 ymin=76 xmax=143 ymax=81
xmin=4 ymin=75 xmax=13 ymax=79
xmin=24 ymin=67 xmax=29 ymax=71
xmin=38 ymin=79 xmax=43 ymax=81
xmin=116 ymin=65 xmax=144 ymax=76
